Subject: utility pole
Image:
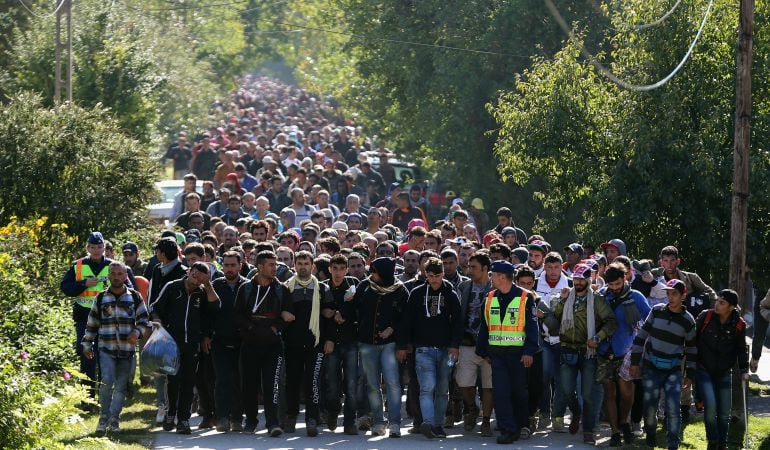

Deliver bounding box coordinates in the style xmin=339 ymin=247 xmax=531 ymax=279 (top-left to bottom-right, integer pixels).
xmin=729 ymin=0 xmax=753 ymax=429
xmin=54 ymin=0 xmax=72 ymax=103
xmin=729 ymin=0 xmax=753 ymax=306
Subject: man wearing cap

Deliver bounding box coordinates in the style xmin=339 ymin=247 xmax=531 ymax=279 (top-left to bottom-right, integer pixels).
xmin=60 ymin=231 xmax=119 ymax=407
xmin=469 ymin=198 xmax=489 ymax=234
xmin=122 ymin=242 xmax=146 ymax=277
xmin=563 ymin=243 xmax=584 ymax=277
xmin=630 ymin=278 xmax=697 ymax=450
xmin=542 ymin=263 xmax=616 ymax=444
xmin=476 ymin=260 xmax=540 ymax=444
xmin=599 ymin=239 xmax=627 ymax=264
xmin=694 ymin=289 xmax=749 ymax=450
xmin=526 ymin=240 xmax=548 ymax=278
xmin=596 ymin=263 xmax=651 ymax=446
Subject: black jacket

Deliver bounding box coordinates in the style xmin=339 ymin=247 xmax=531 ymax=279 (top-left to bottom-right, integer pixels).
xmin=324 ymin=276 xmax=360 ymax=345
xmin=211 ymin=275 xmax=248 ymax=345
xmin=233 ymin=278 xmax=291 ymax=347
xmin=695 ymin=309 xmax=749 ymax=377
xmin=148 ymin=259 xmax=188 ymax=306
xmin=151 ymin=277 xmax=221 ymax=344
xmin=398 ymin=280 xmax=463 ymax=349
xmin=282 ymin=279 xmax=336 ymax=348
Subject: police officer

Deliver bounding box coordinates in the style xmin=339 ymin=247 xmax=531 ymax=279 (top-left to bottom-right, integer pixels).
xmin=476 ymin=260 xmax=539 ymax=444
xmin=60 ymin=231 xmax=125 ymax=407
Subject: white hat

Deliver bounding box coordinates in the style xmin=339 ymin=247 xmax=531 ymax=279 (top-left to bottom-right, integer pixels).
xmin=262 ymin=155 xmax=275 ymax=165
xmin=452 ymin=197 xmax=465 ymax=206
xmin=332 ymin=221 xmax=349 ymax=232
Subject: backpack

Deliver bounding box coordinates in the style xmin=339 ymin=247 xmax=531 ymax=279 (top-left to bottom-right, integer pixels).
xmin=699 ymin=309 xmax=745 ymax=334
xmin=95 ymin=288 xmax=144 ymax=326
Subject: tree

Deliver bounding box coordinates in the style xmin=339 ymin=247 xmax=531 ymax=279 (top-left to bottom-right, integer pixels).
xmin=492 ymin=0 xmax=770 ymax=286
xmin=0 ymin=92 xmax=160 ymax=239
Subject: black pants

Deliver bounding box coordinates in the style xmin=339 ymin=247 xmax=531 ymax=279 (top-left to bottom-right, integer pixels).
xmin=168 ymin=342 xmax=199 ymax=421
xmin=196 ymin=349 xmax=216 ymax=418
xmin=212 ymin=340 xmax=242 ymax=421
xmin=241 ymin=343 xmax=283 ymax=429
xmin=285 ymin=345 xmax=324 ymax=422
xmin=631 ymin=378 xmax=644 ymax=423
xmin=527 ymin=350 xmax=544 ymax=417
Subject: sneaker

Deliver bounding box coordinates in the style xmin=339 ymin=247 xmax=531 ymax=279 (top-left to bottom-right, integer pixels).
xmin=420 ymin=423 xmax=436 ymax=439
xmin=538 ymin=413 xmax=551 ymax=430
xmin=344 ymin=424 xmax=358 ymax=435
xmin=306 ymin=419 xmax=318 ymax=437
xmin=372 ymin=423 xmax=386 ymax=436
xmin=357 ymin=416 xmax=372 ymax=431
xmin=284 ymin=415 xmax=296 ymax=433
xmin=433 ymin=425 xmax=447 ymax=438
xmin=108 ymin=419 xmax=120 ymax=433
xmin=243 ymin=418 xmax=258 ymax=433
xmin=230 ymin=419 xmax=243 ymax=432
xmin=176 ymin=420 xmax=191 ymax=434
xmin=162 ymin=415 xmax=175 ymax=432
xmin=583 ymin=432 xmax=596 ymax=444
xmin=520 ymin=426 xmax=531 ymax=439
xmin=389 ymin=423 xmax=401 ymax=438
xmin=609 ymin=432 xmax=622 ymax=447
xmin=552 ymin=416 xmax=566 ymax=433
xmin=269 ymin=426 xmax=283 ymax=437
xmin=621 ymin=422 xmax=635 ymax=444
xmin=216 ymin=418 xmax=230 ymax=432
xmin=497 ymin=431 xmax=517 ymax=444
xmin=750 ymin=358 xmax=759 ymax=373
xmin=569 ymin=412 xmax=581 ymax=434
xmin=444 ymin=415 xmax=454 ymax=428
xmin=95 ymin=420 xmax=107 ymax=437
xmin=198 ymin=416 xmax=215 ymax=429
xmin=155 ymin=406 xmax=167 ymax=425
xmin=480 ymin=419 xmax=493 ymax=437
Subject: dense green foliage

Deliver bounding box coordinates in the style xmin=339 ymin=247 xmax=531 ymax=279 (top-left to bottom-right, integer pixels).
xmin=0 ymin=217 xmax=89 ymax=449
xmin=0 ymin=93 xmax=160 ymax=239
xmin=491 ymin=0 xmax=770 ymax=286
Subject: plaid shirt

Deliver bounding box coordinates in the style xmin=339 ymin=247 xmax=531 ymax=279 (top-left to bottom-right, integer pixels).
xmin=82 ymin=287 xmax=149 ymax=358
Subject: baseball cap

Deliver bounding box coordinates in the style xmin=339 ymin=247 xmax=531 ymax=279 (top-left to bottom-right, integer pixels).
xmin=185 ymin=229 xmax=201 ymax=243
xmin=572 ymin=263 xmax=593 ymax=279
xmin=332 ymin=221 xmax=348 ymax=232
xmin=512 ymin=247 xmax=529 ymax=264
xmin=445 ymin=190 xmax=456 ymax=198
xmin=600 ymin=238 xmax=627 ymax=256
xmin=262 ymin=155 xmax=275 ymax=165
xmin=122 ymin=242 xmax=139 ymax=254
xmin=662 ymin=279 xmax=687 ymax=295
xmin=526 ymin=239 xmax=548 ymax=253
xmin=87 ymin=231 xmax=104 ymax=245
xmin=471 ymin=198 xmax=485 ymax=210
xmin=501 ymin=227 xmax=517 ymax=237
xmin=452 ymin=198 xmax=464 ymax=206
xmin=718 ymin=289 xmax=739 ymax=307
xmin=483 ymin=233 xmax=501 ymax=247
xmin=564 ymin=243 xmax=584 ymax=255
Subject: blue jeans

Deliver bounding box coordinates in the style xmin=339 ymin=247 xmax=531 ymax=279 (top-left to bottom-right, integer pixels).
xmin=98 ymin=352 xmax=133 ymax=425
xmin=414 ymin=347 xmax=450 ymax=426
xmin=559 ymin=352 xmax=597 ymax=433
xmin=642 ymin=365 xmax=682 ymax=448
xmin=325 ymin=342 xmax=361 ymax=426
xmin=359 ymin=342 xmax=401 ymax=426
xmin=541 ymin=342 xmax=568 ymax=417
xmin=696 ymin=370 xmax=732 ymax=445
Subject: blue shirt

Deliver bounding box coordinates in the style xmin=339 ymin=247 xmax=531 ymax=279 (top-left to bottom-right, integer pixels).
xmin=598 ymin=287 xmax=651 ymax=357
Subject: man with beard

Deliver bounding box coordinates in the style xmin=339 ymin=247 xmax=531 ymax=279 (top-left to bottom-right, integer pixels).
xmin=398 ymin=250 xmax=420 ymax=283
xmin=281 ymin=251 xmax=336 ymax=436
xmin=456 ymin=252 xmax=494 ymax=436
xmin=210 ymin=251 xmax=249 ymax=432
xmin=234 ymin=250 xmax=292 ymax=436
xmin=544 ymin=263 xmax=616 ymax=445
xmin=596 ymin=263 xmax=650 ymax=446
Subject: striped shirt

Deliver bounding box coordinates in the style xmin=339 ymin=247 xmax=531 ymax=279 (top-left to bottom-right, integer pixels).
xmin=631 ymin=303 xmax=696 ymax=377
xmin=82 ymin=288 xmax=149 ymax=358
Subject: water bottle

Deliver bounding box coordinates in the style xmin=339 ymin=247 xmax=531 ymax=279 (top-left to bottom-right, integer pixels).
xmin=447 ymin=354 xmax=457 ymax=368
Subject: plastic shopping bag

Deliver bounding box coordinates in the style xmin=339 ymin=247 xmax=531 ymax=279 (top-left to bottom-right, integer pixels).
xmin=140 ymin=324 xmax=180 ymax=376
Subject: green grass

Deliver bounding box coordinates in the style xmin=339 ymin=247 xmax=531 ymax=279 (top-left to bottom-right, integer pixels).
xmin=56 ymin=382 xmax=155 ymax=449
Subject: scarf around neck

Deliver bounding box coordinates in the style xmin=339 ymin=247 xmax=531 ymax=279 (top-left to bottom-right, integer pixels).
xmin=287 ymin=274 xmax=321 ymax=346
xmin=560 ymin=287 xmax=597 ymax=358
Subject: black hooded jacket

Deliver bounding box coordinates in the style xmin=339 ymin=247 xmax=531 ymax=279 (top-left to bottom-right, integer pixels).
xmin=398 ymin=279 xmax=463 ymax=349
xmin=341 ymin=258 xmax=408 ymax=345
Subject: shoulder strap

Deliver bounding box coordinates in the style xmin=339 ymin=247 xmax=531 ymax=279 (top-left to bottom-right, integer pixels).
xmin=129 ymin=288 xmax=143 ymax=309
xmin=736 ymin=316 xmax=746 ymax=332
xmin=700 ymin=309 xmax=714 ymax=333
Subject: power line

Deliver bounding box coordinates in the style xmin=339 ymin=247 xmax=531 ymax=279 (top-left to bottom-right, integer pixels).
xmin=136 ymin=0 xmax=249 ymax=12
xmin=543 ymin=0 xmax=714 ymax=92
xmin=636 ymin=0 xmax=683 ymax=31
xmin=17 ymin=0 xmax=67 ymax=19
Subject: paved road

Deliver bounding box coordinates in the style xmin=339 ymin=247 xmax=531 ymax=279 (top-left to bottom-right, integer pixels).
xmin=153 ymin=336 xmax=770 ymax=449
